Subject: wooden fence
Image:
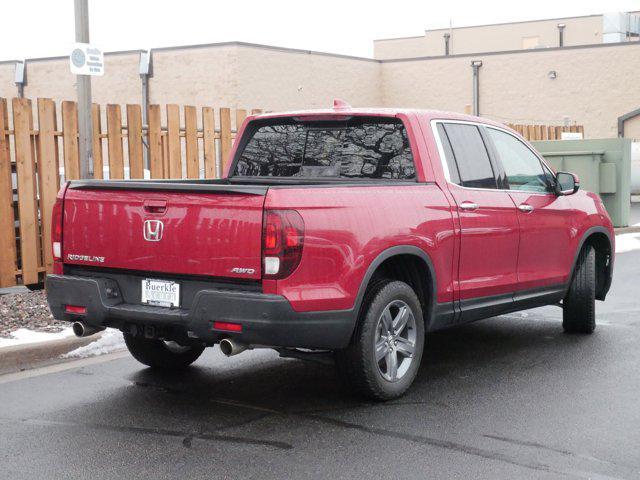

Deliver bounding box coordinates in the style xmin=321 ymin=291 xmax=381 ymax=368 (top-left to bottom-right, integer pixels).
xmin=507 ymin=123 xmax=584 ymax=141
xmin=0 ymin=97 xmax=261 ymax=288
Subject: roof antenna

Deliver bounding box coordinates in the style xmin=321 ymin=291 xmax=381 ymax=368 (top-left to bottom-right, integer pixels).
xmin=333 ymin=98 xmax=352 ymax=111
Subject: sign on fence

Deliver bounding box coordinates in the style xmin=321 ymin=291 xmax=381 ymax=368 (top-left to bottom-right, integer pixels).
xmin=0 ymin=97 xmax=261 ymax=288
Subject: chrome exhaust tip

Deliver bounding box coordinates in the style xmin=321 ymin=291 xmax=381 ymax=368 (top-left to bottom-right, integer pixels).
xmin=219 ymin=338 xmax=247 ymax=357
xmin=72 ymin=322 xmax=105 ymax=338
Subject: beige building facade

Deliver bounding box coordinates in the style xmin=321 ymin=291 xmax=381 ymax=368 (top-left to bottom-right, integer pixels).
xmin=374 ymin=12 xmax=640 ymax=59
xmin=0 ymin=14 xmax=638 ymax=140
xmin=0 ymin=43 xmax=382 ymax=125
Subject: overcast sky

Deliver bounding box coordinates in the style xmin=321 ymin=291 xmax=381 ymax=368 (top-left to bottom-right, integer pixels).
xmin=0 ymin=0 xmax=638 ymax=61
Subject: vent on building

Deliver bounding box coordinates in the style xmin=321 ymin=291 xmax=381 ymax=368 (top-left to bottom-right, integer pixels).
xmin=603 ymin=12 xmax=640 ymax=43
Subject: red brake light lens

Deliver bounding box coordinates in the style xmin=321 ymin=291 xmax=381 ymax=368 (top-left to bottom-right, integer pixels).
xmin=65 ymin=305 xmax=87 ymax=315
xmin=264 ymin=221 xmax=278 ymax=250
xmin=213 ymin=321 xmax=242 ymax=332
xmin=262 ymin=210 xmax=304 ymax=279
xmin=51 ymin=197 xmax=62 ymax=247
xmin=51 ymin=195 xmax=64 ymax=274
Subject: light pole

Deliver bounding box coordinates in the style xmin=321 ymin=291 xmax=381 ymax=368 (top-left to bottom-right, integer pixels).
xmin=74 ymin=0 xmax=94 ymax=178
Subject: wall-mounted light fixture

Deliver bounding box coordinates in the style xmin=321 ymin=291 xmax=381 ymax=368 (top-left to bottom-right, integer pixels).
xmin=548 ymin=70 xmax=557 ymax=79
xmin=14 ymin=61 xmax=26 ymax=98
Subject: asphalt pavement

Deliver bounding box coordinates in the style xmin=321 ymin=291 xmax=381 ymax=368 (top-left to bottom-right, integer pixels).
xmin=1 ymin=250 xmax=639 ymax=480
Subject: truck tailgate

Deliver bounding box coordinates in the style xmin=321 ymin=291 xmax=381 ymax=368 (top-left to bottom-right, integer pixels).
xmin=62 ymin=185 xmax=266 ymax=280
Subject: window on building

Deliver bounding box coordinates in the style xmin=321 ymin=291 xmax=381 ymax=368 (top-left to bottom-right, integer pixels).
xmin=522 ymin=36 xmax=541 ymax=49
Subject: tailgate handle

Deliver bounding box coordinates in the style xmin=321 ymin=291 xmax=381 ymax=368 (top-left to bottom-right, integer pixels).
xmin=143 ymin=200 xmax=167 ymax=214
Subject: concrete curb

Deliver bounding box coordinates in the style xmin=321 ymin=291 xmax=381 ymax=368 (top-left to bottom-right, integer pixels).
xmin=0 ymin=332 xmax=103 ymax=375
xmin=614 ymin=226 xmax=640 ymax=234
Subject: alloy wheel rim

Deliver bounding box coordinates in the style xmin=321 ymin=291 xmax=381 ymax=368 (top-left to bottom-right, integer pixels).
xmin=374 ymin=299 xmax=417 ymax=382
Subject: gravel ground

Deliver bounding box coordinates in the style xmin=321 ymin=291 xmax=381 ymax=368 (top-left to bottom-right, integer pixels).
xmin=0 ymin=290 xmax=67 ymax=338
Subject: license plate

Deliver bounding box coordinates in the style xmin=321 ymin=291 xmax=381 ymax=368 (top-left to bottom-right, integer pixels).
xmin=141 ymin=279 xmax=180 ymax=307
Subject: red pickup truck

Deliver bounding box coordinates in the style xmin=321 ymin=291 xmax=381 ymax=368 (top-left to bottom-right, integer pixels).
xmin=46 ymin=103 xmax=614 ymax=400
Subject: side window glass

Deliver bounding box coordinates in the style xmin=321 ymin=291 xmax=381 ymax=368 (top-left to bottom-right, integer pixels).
xmin=443 ymin=123 xmax=497 ymax=189
xmin=541 ymin=162 xmax=557 ymax=189
xmin=487 ymin=128 xmax=550 ymax=193
xmin=436 ymin=124 xmax=460 ymax=184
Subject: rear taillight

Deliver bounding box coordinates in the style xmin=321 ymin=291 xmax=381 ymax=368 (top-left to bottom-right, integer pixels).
xmin=65 ymin=305 xmax=86 ymax=315
xmin=213 ymin=321 xmax=242 ymax=332
xmin=51 ymin=189 xmax=64 ymax=274
xmin=262 ymin=210 xmax=304 ymax=279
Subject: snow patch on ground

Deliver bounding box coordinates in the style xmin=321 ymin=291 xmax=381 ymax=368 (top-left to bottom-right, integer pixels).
xmin=0 ymin=327 xmax=74 ymax=348
xmin=616 ymin=233 xmax=640 ymax=254
xmin=63 ymin=328 xmax=125 ymax=359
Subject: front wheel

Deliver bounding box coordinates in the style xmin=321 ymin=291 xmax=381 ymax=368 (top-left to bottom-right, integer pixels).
xmin=124 ymin=333 xmax=205 ymax=369
xmin=563 ymin=245 xmax=596 ymax=334
xmin=335 ymin=280 xmax=425 ymax=401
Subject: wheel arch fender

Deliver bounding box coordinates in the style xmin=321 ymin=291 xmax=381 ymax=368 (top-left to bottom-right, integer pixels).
xmin=349 ymin=245 xmax=437 ymax=336
xmin=568 ymin=226 xmax=614 ymax=300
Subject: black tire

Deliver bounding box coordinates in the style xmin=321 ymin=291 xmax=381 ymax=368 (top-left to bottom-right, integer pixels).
xmin=124 ymin=333 xmax=205 ymax=369
xmin=563 ymin=245 xmax=596 ymax=334
xmin=335 ymin=280 xmax=425 ymax=401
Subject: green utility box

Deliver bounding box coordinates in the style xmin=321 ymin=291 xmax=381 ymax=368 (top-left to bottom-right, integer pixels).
xmin=533 ymin=139 xmax=632 ymax=227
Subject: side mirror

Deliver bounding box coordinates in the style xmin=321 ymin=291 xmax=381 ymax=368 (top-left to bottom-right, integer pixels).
xmin=555 ymin=171 xmax=580 ymax=196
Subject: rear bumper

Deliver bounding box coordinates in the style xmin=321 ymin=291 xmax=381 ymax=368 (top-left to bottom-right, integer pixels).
xmin=46 ymin=274 xmax=354 ymax=349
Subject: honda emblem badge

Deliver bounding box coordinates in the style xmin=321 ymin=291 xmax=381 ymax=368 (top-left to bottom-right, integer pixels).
xmin=143 ymin=220 xmax=164 ymax=242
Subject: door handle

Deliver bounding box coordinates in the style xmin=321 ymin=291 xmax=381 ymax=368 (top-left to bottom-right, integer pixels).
xmin=459 ymin=202 xmax=479 ymax=211
xmin=143 ymin=199 xmax=167 ymax=214
xmin=518 ymin=204 xmax=534 ymax=213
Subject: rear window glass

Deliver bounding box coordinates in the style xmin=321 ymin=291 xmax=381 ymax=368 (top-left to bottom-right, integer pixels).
xmin=232 ymin=118 xmax=415 ymax=180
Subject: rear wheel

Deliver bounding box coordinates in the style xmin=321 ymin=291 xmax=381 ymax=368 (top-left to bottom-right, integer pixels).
xmin=335 ymin=280 xmax=424 ymax=401
xmin=124 ymin=333 xmax=205 ymax=369
xmin=563 ymin=245 xmax=596 ymax=334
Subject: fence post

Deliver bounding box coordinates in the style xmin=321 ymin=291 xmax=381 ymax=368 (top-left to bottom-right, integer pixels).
xmin=92 ymin=103 xmax=103 ymax=179
xmin=162 ymin=131 xmax=169 ymax=179
xmin=202 ymin=107 xmax=217 ymax=179
xmin=166 ymin=104 xmax=181 ymax=178
xmin=62 ymin=101 xmax=80 ymax=180
xmin=184 ymin=105 xmax=198 ymax=179
xmin=107 ymin=104 xmax=124 ymax=179
xmin=126 ymin=104 xmax=144 ymax=179
xmin=37 ymin=98 xmax=60 ymax=274
xmin=534 ymin=125 xmax=542 ymax=141
xmin=235 ymin=109 xmax=247 ymax=143
xmin=148 ymin=104 xmax=163 ymax=178
xmin=0 ymin=98 xmax=17 ymax=287
xmin=13 ymin=98 xmax=41 ymax=285
xmin=219 ymin=108 xmax=232 ymax=177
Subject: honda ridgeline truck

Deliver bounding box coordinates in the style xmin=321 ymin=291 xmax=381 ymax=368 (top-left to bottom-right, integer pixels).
xmin=46 ymin=101 xmax=614 ymax=400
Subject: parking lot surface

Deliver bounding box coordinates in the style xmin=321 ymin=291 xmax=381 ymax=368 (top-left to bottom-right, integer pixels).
xmin=1 ymin=249 xmax=639 ymax=480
